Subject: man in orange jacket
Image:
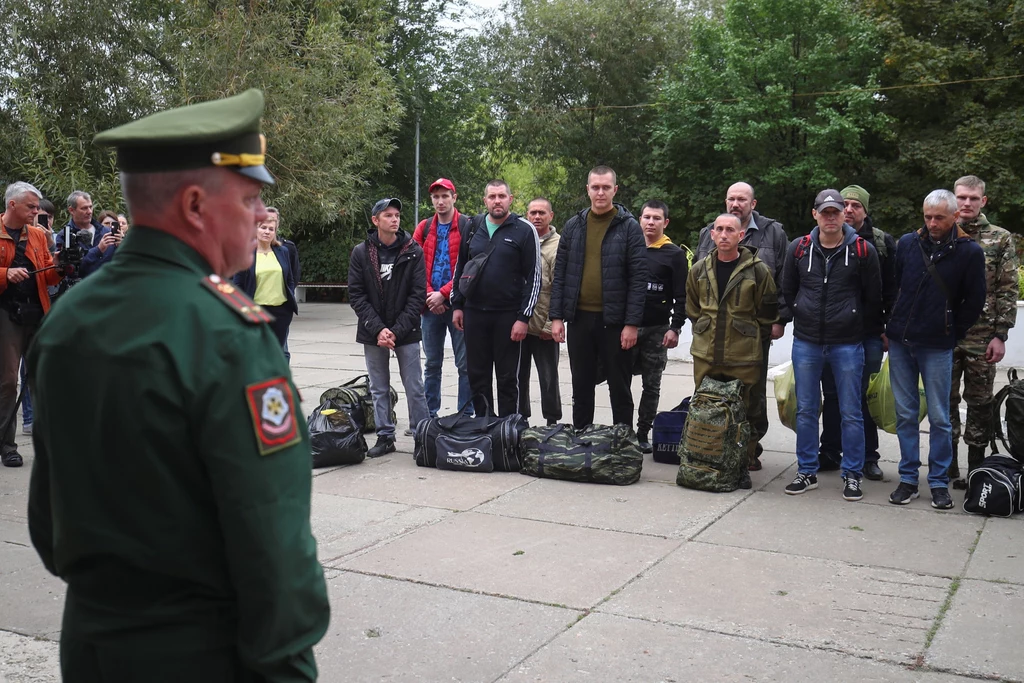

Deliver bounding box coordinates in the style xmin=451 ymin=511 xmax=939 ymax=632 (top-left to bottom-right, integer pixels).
xmin=1 ymin=182 xmax=63 ymax=467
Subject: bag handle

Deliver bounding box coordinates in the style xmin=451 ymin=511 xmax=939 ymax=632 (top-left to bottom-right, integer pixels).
xmin=990 ymin=381 xmax=1013 ymax=456
xmin=437 ymin=394 xmax=493 ymax=429
xmin=342 ymin=374 xmax=369 ymax=388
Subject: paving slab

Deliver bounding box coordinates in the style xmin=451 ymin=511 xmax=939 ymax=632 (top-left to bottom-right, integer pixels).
xmin=0 ymin=518 xmax=31 ymax=547
xmin=600 ymin=542 xmax=949 ymax=664
xmin=0 ymin=537 xmax=43 ymax=577
xmin=499 ymin=612 xmax=972 ymax=683
xmin=0 ymin=630 xmax=60 ymax=683
xmin=475 ymin=479 xmax=744 ymax=539
xmin=695 ymin=491 xmax=982 ymax=577
xmin=0 ymin=552 xmax=66 ymax=636
xmin=313 ymin=455 xmax=534 ymax=511
xmin=0 ymin=471 xmax=30 ymax=523
xmin=965 ymin=517 xmax=1024 ymax=584
xmin=339 ymin=512 xmax=680 ymax=609
xmin=927 ymin=578 xmax=1024 ymax=681
xmin=315 ymin=571 xmax=578 ymax=683
xmin=310 ymin=492 xmax=450 ymax=563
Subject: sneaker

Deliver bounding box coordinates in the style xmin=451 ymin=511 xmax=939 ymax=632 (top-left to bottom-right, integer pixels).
xmin=403 ymin=428 xmax=414 ymax=437
xmin=367 ymin=436 xmax=396 ymax=458
xmin=842 ymin=477 xmax=863 ymax=501
xmin=931 ymin=487 xmax=954 ymax=510
xmin=21 ymin=422 xmax=32 ymax=436
xmin=785 ymin=473 xmax=818 ymax=495
xmin=864 ymin=461 xmax=883 ymax=481
xmin=951 ymin=478 xmax=968 ymax=491
xmin=889 ymin=482 xmax=919 ymax=505
xmin=1 ymin=452 xmax=23 ymax=468
xmin=637 ymin=431 xmax=652 ymax=454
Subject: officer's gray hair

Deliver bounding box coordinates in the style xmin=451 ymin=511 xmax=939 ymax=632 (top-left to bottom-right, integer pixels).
xmin=5 ymin=182 xmax=42 ymax=206
xmin=120 ymin=169 xmax=224 ymax=215
xmin=66 ymin=190 xmax=91 ymax=210
xmin=923 ymin=189 xmax=957 ymax=214
xmin=954 ymin=175 xmax=985 ymax=195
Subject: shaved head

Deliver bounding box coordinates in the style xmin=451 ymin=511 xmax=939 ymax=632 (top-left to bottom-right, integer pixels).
xmin=726 ymin=182 xmax=755 ymax=200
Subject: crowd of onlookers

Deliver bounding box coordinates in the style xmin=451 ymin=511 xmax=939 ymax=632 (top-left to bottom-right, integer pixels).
xmin=346 ymin=169 xmax=1015 ymax=512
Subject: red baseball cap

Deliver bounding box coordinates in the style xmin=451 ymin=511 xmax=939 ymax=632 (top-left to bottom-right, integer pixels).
xmin=428 ymin=178 xmax=456 ymax=194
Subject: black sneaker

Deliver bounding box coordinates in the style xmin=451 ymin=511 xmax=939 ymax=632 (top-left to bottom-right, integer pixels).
xmin=889 ymin=482 xmax=919 ymax=505
xmin=842 ymin=477 xmax=863 ymax=501
xmin=931 ymin=487 xmax=954 ymax=510
xmin=367 ymin=436 xmax=396 ymax=458
xmin=785 ymin=473 xmax=818 ymax=495
xmin=1 ymin=452 xmax=23 ymax=467
xmin=864 ymin=462 xmax=884 ymax=481
xmin=637 ymin=432 xmax=652 ymax=454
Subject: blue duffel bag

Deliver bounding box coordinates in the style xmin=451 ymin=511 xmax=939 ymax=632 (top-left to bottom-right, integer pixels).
xmin=652 ymin=397 xmax=690 ymax=465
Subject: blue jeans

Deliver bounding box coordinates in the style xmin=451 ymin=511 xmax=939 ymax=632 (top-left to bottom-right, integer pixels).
xmin=820 ymin=336 xmax=883 ymax=463
xmin=19 ymin=357 xmax=32 ymax=424
xmin=421 ymin=309 xmax=470 ymax=417
xmin=888 ymin=340 xmax=953 ymax=489
xmin=792 ymin=338 xmax=865 ymax=479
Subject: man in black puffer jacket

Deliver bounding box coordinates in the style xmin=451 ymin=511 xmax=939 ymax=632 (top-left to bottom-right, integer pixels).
xmin=349 ymin=198 xmax=429 ymax=457
xmin=549 ymin=166 xmax=649 ymax=429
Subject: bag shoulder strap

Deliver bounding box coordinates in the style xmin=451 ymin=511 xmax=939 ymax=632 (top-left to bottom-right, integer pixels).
xmin=793 ymin=235 xmax=812 ymax=259
xmin=990 ymin=369 xmax=1020 ymax=455
xmin=917 ymin=238 xmax=952 ymax=306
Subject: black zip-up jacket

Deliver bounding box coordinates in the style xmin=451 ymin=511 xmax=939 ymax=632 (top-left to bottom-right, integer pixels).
xmin=854 ymin=216 xmax=898 ymax=336
xmin=450 ymin=212 xmax=540 ymax=322
xmin=348 ymin=229 xmax=425 ymax=347
xmin=780 ymin=224 xmax=882 ymax=345
xmin=642 ymin=239 xmax=688 ymax=329
xmin=885 ymin=226 xmax=986 ymax=349
xmin=549 ymin=203 xmax=648 ymax=326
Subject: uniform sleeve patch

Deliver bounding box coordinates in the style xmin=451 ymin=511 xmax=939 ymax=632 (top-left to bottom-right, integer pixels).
xmin=246 ymin=377 xmax=302 ymax=455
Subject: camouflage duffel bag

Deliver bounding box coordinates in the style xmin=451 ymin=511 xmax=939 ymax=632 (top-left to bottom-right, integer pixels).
xmin=320 ymin=374 xmax=398 ymax=434
xmin=676 ymin=376 xmax=749 ymax=493
xmin=520 ymin=423 xmax=642 ymax=485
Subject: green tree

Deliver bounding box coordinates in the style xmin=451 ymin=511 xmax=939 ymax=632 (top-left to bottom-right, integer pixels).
xmin=651 ymin=0 xmax=890 ymax=246
xmin=861 ymin=0 xmax=1024 ymax=234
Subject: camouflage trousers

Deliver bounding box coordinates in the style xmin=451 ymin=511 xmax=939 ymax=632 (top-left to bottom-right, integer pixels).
xmin=692 ymin=358 xmax=761 ymax=463
xmin=950 ymin=347 xmax=997 ymax=448
xmin=634 ymin=324 xmax=670 ymax=435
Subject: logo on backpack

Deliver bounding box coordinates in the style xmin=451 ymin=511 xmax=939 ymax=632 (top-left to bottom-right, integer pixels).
xmin=978 ymin=482 xmax=992 ymax=507
xmin=445 ymin=447 xmax=486 ymax=468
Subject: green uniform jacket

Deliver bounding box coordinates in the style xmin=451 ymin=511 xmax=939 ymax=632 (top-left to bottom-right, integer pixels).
xmin=957 ymin=214 xmax=1018 ymax=356
xmin=27 ymin=227 xmax=329 ymax=680
xmin=686 ymin=246 xmax=778 ymax=366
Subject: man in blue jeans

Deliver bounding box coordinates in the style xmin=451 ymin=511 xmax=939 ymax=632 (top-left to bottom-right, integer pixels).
xmin=818 ymin=185 xmax=897 ymax=480
xmin=885 ymin=190 xmax=985 ymax=510
xmin=412 ymin=179 xmax=471 ymax=417
xmin=780 ymin=189 xmax=881 ymax=501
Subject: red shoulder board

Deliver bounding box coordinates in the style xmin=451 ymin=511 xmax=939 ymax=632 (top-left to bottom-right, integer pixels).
xmin=855 ymin=236 xmax=868 ymax=258
xmin=245 ymin=377 xmax=302 ymax=455
xmin=201 ymin=275 xmax=274 ymax=324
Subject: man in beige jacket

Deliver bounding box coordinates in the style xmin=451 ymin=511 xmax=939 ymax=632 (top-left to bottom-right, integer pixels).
xmin=518 ymin=198 xmax=562 ymax=424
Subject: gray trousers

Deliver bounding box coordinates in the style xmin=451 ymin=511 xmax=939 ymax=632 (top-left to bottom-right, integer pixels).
xmin=0 ymin=313 xmax=36 ymax=454
xmin=363 ymin=342 xmax=429 ymax=438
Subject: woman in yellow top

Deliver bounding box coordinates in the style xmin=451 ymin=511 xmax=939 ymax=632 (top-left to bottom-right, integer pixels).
xmin=232 ymin=217 xmax=298 ymax=352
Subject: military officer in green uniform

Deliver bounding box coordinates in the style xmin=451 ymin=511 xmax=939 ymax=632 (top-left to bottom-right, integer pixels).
xmin=27 ymin=90 xmax=330 ymax=682
xmin=949 ymin=174 xmax=1019 ymax=488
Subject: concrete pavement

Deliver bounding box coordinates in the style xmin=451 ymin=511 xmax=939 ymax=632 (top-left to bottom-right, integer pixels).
xmin=1 ymin=303 xmax=1021 ymax=682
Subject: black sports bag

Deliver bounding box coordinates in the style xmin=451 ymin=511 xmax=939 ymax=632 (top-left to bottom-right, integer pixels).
xmin=414 ymin=402 xmax=527 ymax=472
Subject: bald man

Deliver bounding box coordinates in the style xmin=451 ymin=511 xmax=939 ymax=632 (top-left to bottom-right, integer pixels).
xmin=695 ymin=182 xmax=788 ymax=468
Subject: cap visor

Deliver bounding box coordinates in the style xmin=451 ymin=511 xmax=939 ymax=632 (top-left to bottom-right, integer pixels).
xmin=817 ymin=202 xmax=843 ymax=211
xmin=237 ymin=165 xmax=275 ymax=186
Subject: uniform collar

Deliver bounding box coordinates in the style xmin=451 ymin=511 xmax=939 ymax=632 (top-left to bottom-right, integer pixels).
xmin=116 ymin=226 xmax=214 ymax=276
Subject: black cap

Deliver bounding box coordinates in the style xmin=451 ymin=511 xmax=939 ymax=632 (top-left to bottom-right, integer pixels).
xmin=372 ymin=198 xmax=402 ymax=216
xmin=814 ymin=189 xmax=844 ymax=212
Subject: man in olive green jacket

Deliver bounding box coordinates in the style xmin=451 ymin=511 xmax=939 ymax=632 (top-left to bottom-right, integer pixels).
xmin=686 ymin=213 xmax=778 ymax=467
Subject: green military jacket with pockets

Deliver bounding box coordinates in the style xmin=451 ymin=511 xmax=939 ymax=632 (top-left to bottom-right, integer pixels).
xmin=957 ymin=214 xmax=1018 ymax=356
xmin=27 ymin=227 xmax=329 ymax=681
xmin=686 ymin=246 xmax=778 ymax=366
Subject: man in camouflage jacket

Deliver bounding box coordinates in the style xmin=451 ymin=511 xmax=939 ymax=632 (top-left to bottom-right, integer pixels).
xmin=950 ymin=175 xmax=1019 ymax=487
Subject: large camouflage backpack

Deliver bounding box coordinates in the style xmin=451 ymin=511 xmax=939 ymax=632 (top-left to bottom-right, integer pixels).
xmin=676 ymin=376 xmax=749 ymax=493
xmin=320 ymin=374 xmax=398 ymax=434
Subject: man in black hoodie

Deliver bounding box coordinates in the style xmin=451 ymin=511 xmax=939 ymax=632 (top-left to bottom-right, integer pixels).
xmin=348 ymin=198 xmax=429 ymax=457
xmin=451 ymin=180 xmax=540 ymax=418
xmin=549 ymin=166 xmax=649 ymax=429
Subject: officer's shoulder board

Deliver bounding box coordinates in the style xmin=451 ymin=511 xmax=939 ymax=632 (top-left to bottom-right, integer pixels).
xmin=200 ymin=275 xmax=274 ymax=324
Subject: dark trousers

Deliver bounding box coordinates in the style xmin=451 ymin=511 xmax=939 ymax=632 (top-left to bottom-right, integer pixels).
xmin=750 ymin=337 xmax=770 ymax=448
xmin=463 ymin=308 xmax=522 ymax=417
xmin=263 ymin=304 xmax=293 ymax=355
xmin=0 ymin=313 xmax=37 ymax=454
xmin=517 ymin=334 xmax=561 ymax=423
xmin=566 ymin=310 xmax=635 ymax=429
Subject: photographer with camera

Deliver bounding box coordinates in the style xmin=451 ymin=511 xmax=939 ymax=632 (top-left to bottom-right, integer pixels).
xmin=80 ymin=210 xmax=125 ymax=278
xmin=56 ymin=191 xmax=109 ymax=252
xmin=0 ymin=182 xmax=62 ymax=467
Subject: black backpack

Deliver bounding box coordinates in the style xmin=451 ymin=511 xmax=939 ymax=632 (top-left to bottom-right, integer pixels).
xmin=990 ymin=369 xmax=1024 ymax=462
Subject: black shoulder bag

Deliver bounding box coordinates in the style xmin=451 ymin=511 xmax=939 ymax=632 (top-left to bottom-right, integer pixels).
xmin=458 ymin=219 xmax=497 ymax=299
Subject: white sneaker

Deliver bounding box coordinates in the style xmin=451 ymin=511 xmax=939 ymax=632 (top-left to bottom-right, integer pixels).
xmin=21 ymin=423 xmax=32 ymax=436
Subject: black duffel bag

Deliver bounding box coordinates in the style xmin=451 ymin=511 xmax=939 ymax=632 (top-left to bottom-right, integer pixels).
xmin=414 ymin=401 xmax=527 ymax=472
xmin=963 ymin=455 xmax=1023 ymax=517
xmin=309 ymin=399 xmax=368 ymax=468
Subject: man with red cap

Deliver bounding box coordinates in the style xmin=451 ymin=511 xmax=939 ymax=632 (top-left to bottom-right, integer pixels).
xmin=413 ymin=178 xmax=472 ymax=417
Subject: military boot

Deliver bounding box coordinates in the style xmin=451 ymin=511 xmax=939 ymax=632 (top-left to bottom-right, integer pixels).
xmin=950 ymin=442 xmax=966 ymax=490
xmin=967 ymin=445 xmax=986 ymax=473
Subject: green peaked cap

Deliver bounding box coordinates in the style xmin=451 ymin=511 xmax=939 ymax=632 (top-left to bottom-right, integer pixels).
xmin=94 ymin=89 xmax=274 ymax=185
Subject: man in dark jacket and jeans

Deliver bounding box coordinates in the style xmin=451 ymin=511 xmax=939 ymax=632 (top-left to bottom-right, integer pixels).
xmin=780 ymin=189 xmax=881 ymax=502
xmin=886 ymin=189 xmax=985 ymax=510
xmin=349 ymin=198 xmax=429 ymax=457
xmin=550 ymin=165 xmax=648 ymax=429
xmin=451 ymin=180 xmax=540 ymax=418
